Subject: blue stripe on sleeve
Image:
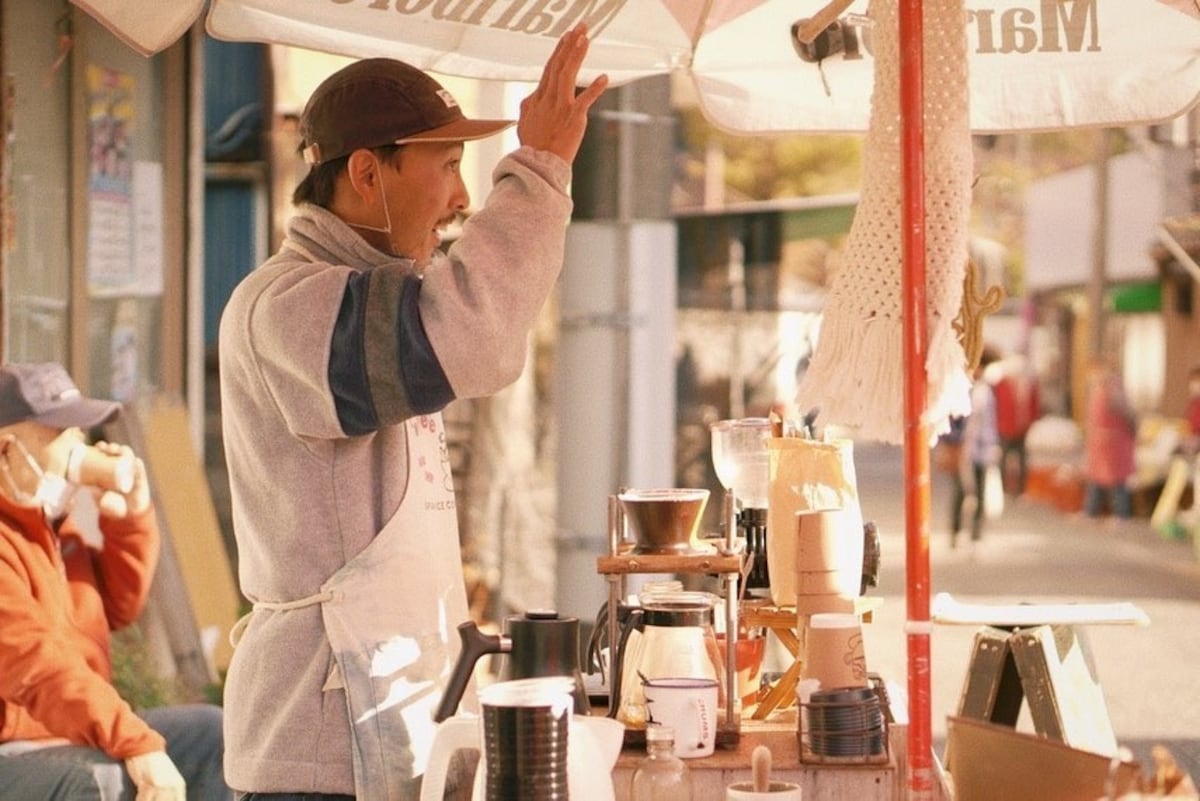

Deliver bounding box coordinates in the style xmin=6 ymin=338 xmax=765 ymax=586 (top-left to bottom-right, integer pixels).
xmin=330 ymin=272 xmax=376 ymax=436
xmin=330 ymin=270 xmax=454 ymax=436
xmin=397 ymin=279 xmax=454 ymax=415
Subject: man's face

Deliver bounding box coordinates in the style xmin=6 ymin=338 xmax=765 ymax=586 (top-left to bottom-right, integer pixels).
xmin=0 ymin=422 xmax=81 ymax=502
xmin=381 ymin=141 xmax=470 ymax=265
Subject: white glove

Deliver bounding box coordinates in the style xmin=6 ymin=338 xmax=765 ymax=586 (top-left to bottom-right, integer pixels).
xmin=124 ymin=750 xmax=186 ymax=801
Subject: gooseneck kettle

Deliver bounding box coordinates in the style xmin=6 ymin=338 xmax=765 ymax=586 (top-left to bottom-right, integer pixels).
xmin=434 ymin=609 xmax=590 ymax=722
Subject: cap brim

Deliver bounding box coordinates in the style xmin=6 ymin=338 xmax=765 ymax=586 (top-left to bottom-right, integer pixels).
xmin=395 ymin=117 xmax=515 ymax=145
xmin=33 ymin=398 xmax=122 ymax=430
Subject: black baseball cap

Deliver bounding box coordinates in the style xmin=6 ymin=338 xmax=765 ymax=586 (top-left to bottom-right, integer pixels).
xmin=0 ymin=363 xmax=122 ymax=430
xmin=298 ymin=58 xmax=514 ymax=166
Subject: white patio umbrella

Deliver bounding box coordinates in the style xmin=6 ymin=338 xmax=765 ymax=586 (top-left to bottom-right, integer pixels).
xmin=71 ymin=0 xmax=1200 ymax=795
xmin=79 ymin=0 xmax=1199 ymax=134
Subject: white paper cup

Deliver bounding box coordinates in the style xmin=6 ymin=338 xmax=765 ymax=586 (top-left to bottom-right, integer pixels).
xmin=726 ymin=780 xmax=802 ymax=800
xmin=642 ymin=677 xmax=719 ymax=758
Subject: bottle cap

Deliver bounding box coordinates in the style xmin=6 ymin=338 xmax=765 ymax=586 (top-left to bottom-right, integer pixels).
xmin=645 ymin=724 xmax=675 ymax=744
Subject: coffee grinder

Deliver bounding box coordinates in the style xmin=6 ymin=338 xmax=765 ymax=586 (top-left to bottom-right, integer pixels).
xmin=710 ymin=418 xmax=772 ymax=593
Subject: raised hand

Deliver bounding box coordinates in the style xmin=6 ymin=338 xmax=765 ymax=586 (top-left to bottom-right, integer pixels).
xmin=516 ymin=23 xmax=608 ymax=164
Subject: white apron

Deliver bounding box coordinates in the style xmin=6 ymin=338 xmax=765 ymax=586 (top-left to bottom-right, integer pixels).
xmin=324 ymin=412 xmax=472 ymax=799
xmin=234 ymin=413 xmax=471 ymax=800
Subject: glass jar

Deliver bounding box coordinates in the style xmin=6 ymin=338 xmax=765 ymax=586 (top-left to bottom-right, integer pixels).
xmin=629 ymin=725 xmax=693 ymax=801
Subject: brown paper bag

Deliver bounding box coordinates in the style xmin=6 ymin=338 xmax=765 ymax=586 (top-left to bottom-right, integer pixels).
xmin=766 ymin=438 xmax=864 ymax=608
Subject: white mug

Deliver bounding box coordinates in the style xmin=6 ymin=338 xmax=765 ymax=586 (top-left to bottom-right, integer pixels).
xmin=726 ymin=780 xmax=802 ymax=800
xmin=642 ymin=677 xmax=719 ymax=758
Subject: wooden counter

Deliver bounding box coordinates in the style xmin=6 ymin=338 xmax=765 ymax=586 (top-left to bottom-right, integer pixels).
xmin=611 ymin=716 xmax=905 ymax=801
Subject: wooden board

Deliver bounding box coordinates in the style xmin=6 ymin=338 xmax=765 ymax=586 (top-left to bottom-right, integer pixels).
xmin=134 ymin=394 xmax=241 ymax=672
xmin=931 ymin=592 xmax=1149 ymax=627
xmin=946 ymin=716 xmax=1139 ymax=801
xmin=1008 ymin=624 xmax=1118 ymax=755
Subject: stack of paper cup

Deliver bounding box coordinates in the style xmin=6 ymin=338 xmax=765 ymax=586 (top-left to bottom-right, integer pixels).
xmin=801 ymin=612 xmax=868 ymax=691
xmin=765 ymin=438 xmax=864 ymax=615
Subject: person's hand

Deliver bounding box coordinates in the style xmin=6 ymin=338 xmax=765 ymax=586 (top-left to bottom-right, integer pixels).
xmin=93 ymin=442 xmax=151 ymax=519
xmin=125 ymin=750 xmax=186 ymax=801
xmin=516 ymin=23 xmax=608 ymax=164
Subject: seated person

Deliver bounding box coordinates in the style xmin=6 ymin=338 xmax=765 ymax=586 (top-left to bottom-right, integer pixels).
xmin=0 ymin=362 xmax=230 ymax=800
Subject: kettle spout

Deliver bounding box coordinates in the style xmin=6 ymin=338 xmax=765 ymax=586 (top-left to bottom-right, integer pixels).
xmin=433 ymin=621 xmax=509 ymax=722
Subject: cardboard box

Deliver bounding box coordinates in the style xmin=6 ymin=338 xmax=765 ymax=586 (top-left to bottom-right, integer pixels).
xmin=946 ymin=716 xmax=1140 ymax=801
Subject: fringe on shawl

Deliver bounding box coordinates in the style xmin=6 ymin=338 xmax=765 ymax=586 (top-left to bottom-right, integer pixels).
xmin=796 ymin=0 xmax=973 ymax=446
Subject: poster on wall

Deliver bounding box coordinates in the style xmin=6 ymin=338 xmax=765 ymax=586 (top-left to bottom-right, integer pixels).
xmin=110 ymin=299 xmax=139 ymax=402
xmin=85 ymin=65 xmax=163 ymax=298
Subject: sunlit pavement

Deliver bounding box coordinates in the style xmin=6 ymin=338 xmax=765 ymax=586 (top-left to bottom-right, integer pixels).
xmin=849 ymin=441 xmax=1200 ymax=783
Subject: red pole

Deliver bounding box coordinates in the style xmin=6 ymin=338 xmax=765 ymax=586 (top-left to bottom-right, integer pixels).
xmin=899 ymin=1 xmax=934 ymax=798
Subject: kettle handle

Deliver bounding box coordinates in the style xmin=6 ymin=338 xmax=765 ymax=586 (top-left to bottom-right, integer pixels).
xmin=434 ymin=621 xmax=508 ymax=723
xmin=419 ymin=716 xmax=478 ymax=801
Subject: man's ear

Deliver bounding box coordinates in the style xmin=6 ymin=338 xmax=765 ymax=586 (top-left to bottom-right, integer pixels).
xmin=345 ymin=149 xmax=381 ymax=202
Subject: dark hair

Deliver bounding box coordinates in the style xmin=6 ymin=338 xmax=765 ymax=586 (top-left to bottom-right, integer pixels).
xmin=292 ymin=144 xmax=404 ymax=208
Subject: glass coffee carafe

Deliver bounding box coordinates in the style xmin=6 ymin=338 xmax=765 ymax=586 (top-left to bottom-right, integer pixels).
xmin=615 ymin=592 xmax=725 ymax=729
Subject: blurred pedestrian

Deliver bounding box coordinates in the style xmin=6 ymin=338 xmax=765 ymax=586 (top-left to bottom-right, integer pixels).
xmin=947 ymin=347 xmax=1002 ymax=546
xmin=993 ymin=352 xmax=1040 ymax=496
xmin=1185 ymin=364 xmax=1200 ymax=457
xmin=1082 ymin=358 xmax=1138 ymax=520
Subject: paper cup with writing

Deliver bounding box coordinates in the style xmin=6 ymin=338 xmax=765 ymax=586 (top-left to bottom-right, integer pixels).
xmin=642 ymin=677 xmax=719 ymax=758
xmin=801 ymin=613 xmax=868 ymax=691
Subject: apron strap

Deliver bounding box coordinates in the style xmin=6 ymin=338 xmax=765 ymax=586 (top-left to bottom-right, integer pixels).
xmin=229 ymin=589 xmax=336 ymax=647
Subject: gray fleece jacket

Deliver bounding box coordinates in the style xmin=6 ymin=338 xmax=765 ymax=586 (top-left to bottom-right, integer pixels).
xmin=218 ymin=146 xmax=571 ymax=795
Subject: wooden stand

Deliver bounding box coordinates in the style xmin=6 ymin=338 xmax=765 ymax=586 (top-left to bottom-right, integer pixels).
xmin=952 ymin=623 xmax=1118 ymax=755
xmin=740 ymin=596 xmax=885 ymax=720
xmin=598 ymin=491 xmax=744 ymax=748
xmin=935 ymin=594 xmax=1150 ymax=766
xmin=612 ymin=715 xmax=903 ymax=801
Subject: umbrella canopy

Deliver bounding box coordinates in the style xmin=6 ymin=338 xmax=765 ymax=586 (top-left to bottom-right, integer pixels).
xmin=75 ymin=0 xmax=1200 ymax=133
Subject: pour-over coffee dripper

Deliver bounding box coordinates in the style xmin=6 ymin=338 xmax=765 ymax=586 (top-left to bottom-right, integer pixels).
xmin=710 ymin=418 xmax=772 ymax=590
xmin=617 ymin=488 xmax=710 ymax=555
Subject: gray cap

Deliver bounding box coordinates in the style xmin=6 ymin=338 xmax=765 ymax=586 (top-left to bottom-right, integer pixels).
xmin=0 ymin=363 xmax=122 ymax=430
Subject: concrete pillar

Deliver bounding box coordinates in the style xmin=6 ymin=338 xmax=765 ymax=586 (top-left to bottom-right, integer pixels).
xmin=554 ymin=76 xmax=677 ymax=621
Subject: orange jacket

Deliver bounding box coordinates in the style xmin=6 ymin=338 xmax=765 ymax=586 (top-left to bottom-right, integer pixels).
xmin=0 ymin=492 xmax=164 ymax=759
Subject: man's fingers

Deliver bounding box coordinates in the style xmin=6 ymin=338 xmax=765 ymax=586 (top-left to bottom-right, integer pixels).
xmin=536 ymin=28 xmax=572 ymax=92
xmin=544 ymin=24 xmax=589 ymax=103
xmin=536 ymin=23 xmax=578 ymax=98
xmin=575 ymin=75 xmax=609 ymax=112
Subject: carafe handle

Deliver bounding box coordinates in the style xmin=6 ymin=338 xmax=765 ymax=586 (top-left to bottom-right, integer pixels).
xmin=434 ymin=621 xmax=508 ymax=722
xmin=419 ymin=716 xmax=479 ymax=801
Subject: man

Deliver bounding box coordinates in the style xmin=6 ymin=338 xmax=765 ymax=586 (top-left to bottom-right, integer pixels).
xmin=218 ymin=24 xmax=607 ymax=800
xmin=0 ymin=362 xmax=228 ymax=800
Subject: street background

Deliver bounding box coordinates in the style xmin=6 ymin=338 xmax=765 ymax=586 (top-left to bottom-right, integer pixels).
xmin=851 ymin=442 xmax=1200 ymax=784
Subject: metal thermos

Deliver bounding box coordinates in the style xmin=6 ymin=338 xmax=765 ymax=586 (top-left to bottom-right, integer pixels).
xmin=434 ymin=610 xmax=590 ymax=722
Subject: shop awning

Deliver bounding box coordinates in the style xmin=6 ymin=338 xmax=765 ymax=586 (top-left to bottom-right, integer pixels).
xmin=1106 ymin=281 xmax=1162 ymax=313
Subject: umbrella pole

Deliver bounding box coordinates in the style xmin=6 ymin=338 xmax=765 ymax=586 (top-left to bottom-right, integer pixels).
xmin=899 ymin=1 xmax=934 ymax=798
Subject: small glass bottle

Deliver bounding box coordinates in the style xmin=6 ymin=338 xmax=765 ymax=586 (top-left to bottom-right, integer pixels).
xmin=630 ymin=725 xmax=693 ymax=801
